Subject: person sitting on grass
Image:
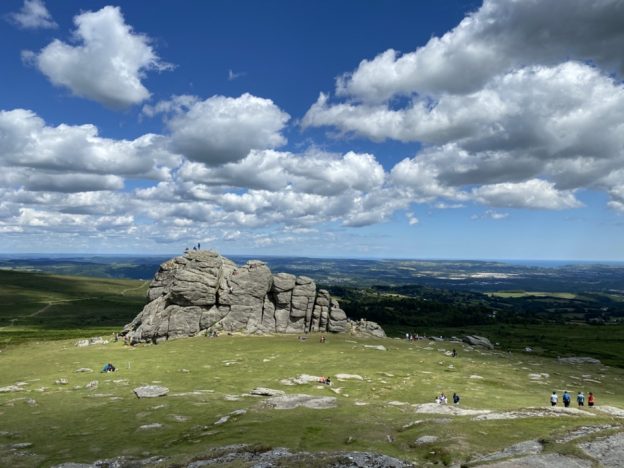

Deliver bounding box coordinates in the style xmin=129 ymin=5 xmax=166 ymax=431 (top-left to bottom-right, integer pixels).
xmin=101 ymin=363 xmax=116 ymax=373
xmin=319 ymin=376 xmax=331 ymax=385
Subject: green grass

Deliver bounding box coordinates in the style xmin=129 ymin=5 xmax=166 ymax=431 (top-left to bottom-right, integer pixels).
xmin=413 ymin=323 xmax=624 ymax=368
xmin=1 ymin=270 xmax=623 ymax=466
xmin=0 ymin=270 xmax=147 ymax=346
xmin=487 ymin=291 xmax=578 ymax=299
xmin=1 ymin=334 xmax=623 ymax=466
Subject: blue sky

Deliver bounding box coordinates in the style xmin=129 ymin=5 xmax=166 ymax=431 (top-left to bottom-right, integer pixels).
xmin=0 ymin=0 xmax=623 ymax=260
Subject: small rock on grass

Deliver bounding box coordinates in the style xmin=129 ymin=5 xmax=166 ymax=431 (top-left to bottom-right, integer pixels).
xmin=74 ymin=368 xmax=93 ymax=373
xmin=364 ymin=345 xmax=387 ymax=351
xmin=0 ymin=385 xmax=24 ymax=393
xmin=139 ymin=423 xmax=163 ymax=430
xmin=250 ymin=387 xmax=285 ymax=396
xmin=412 ymin=435 xmax=438 ymax=445
xmin=133 ymin=385 xmax=169 ymax=398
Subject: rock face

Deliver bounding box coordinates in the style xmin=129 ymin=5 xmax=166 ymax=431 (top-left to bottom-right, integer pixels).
xmin=462 ymin=335 xmax=494 ymax=349
xmin=121 ymin=250 xmax=385 ymax=344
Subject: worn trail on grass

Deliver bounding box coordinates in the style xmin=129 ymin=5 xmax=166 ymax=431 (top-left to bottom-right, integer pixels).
xmin=120 ymin=281 xmax=149 ymax=296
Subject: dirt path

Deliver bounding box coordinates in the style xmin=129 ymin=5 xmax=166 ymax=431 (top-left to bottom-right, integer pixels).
xmin=1 ymin=297 xmax=96 ymax=328
xmin=120 ymin=281 xmax=149 ymax=296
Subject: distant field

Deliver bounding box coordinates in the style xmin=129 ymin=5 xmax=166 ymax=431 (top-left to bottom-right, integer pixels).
xmin=486 ymin=290 xmax=578 ymax=299
xmin=0 ymin=270 xmax=148 ymax=346
xmin=411 ymin=323 xmax=624 ymax=368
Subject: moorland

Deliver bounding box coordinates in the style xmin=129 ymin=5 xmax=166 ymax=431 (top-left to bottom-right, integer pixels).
xmin=1 ymin=256 xmax=624 ymax=466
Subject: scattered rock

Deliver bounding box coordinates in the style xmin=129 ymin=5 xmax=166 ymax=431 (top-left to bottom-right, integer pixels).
xmin=0 ymin=385 xmax=24 ymax=393
xmin=265 ymin=394 xmax=337 ymax=410
xmin=133 ymin=385 xmax=169 ymax=398
xmin=280 ymin=374 xmax=321 ymax=385
xmin=138 ymin=423 xmax=163 ymax=430
xmin=364 ymin=345 xmax=387 ymax=351
xmin=473 ymin=453 xmax=591 ymax=467
xmin=469 ymin=375 xmax=484 ymax=380
xmin=25 ymin=398 xmax=37 ymax=407
xmin=462 ymin=335 xmax=494 ymax=349
xmin=250 ymin=387 xmax=285 ymax=397
xmin=55 ymin=378 xmax=68 ymax=385
xmin=169 ymin=414 xmax=190 ymax=422
xmin=84 ymin=381 xmax=98 ymax=390
xmin=473 ymin=406 xmax=594 ymax=420
xmin=74 ymin=368 xmax=93 ymax=373
xmin=75 ymin=337 xmax=108 ymax=347
xmin=214 ymin=415 xmax=230 ymax=425
xmin=579 ymin=432 xmax=624 ymax=466
xmin=557 ymin=356 xmax=601 ymax=365
xmin=472 ymin=440 xmax=542 ymax=463
xmin=184 ymin=444 xmax=412 ymax=468
xmin=335 ymin=374 xmax=363 ymax=381
xmin=528 ymin=373 xmax=549 ymax=380
xmin=556 ymin=425 xmax=617 ymax=443
xmin=412 ymin=403 xmax=491 ymax=416
xmin=594 ymin=406 xmax=624 ymax=418
xmin=412 ymin=435 xmax=438 ymax=445
xmin=11 ymin=442 xmax=33 ymax=449
xmin=400 ymin=420 xmax=423 ymax=431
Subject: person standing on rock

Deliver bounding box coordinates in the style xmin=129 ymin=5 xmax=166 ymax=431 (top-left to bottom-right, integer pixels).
xmin=562 ymin=391 xmax=571 ymax=407
xmin=577 ymin=391 xmax=585 ymax=407
xmin=550 ymin=391 xmax=558 ymax=406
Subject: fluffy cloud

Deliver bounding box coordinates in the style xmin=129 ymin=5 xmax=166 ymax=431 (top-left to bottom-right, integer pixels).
xmin=178 ymin=149 xmax=384 ymax=195
xmin=0 ymin=109 xmax=178 ymax=185
xmin=473 ymin=179 xmax=582 ymax=210
xmin=8 ymin=0 xmax=56 ymax=29
xmin=335 ymin=0 xmax=624 ymax=102
xmin=27 ymin=6 xmax=170 ymax=108
xmin=304 ymin=1 xmax=624 ymax=213
xmin=147 ymin=94 xmax=289 ymax=166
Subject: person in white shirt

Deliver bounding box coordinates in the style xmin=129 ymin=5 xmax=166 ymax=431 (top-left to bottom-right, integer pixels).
xmin=550 ymin=391 xmax=558 ymax=406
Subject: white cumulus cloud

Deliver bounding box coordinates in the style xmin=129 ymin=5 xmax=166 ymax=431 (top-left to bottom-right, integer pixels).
xmin=28 ymin=6 xmax=170 ymax=108
xmin=150 ymin=94 xmax=289 ymax=166
xmin=7 ymin=0 xmax=56 ymax=29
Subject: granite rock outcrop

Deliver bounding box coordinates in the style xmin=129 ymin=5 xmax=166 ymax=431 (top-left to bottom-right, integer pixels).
xmin=121 ymin=250 xmax=385 ymax=343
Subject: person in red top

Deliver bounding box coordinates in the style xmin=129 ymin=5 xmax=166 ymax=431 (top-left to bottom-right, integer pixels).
xmin=588 ymin=392 xmax=595 ymax=407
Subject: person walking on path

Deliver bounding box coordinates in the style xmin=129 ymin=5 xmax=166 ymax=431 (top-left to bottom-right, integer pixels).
xmin=577 ymin=391 xmax=585 ymax=407
xmin=562 ymin=391 xmax=571 ymax=408
xmin=588 ymin=392 xmax=595 ymax=407
xmin=550 ymin=391 xmax=558 ymax=406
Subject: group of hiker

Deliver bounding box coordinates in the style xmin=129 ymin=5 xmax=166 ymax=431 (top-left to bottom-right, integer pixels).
xmin=435 ymin=392 xmax=461 ymax=405
xmin=405 ymin=333 xmax=423 ymax=341
xmin=184 ymin=243 xmax=201 ymax=253
xmin=550 ymin=390 xmax=595 ymax=407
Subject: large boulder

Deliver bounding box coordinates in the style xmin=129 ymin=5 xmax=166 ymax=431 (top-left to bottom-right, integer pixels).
xmin=121 ymin=250 xmax=385 ymax=343
xmin=463 ymin=335 xmax=494 ymax=349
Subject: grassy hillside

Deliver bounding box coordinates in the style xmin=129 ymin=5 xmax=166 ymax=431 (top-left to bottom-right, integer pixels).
xmin=0 ymin=270 xmax=148 ymax=347
xmin=0 ymin=270 xmax=623 ymax=466
xmin=1 ymin=334 xmax=623 ymax=466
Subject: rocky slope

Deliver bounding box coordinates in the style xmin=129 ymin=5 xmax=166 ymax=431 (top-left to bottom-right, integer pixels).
xmin=121 ymin=250 xmax=385 ymax=343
